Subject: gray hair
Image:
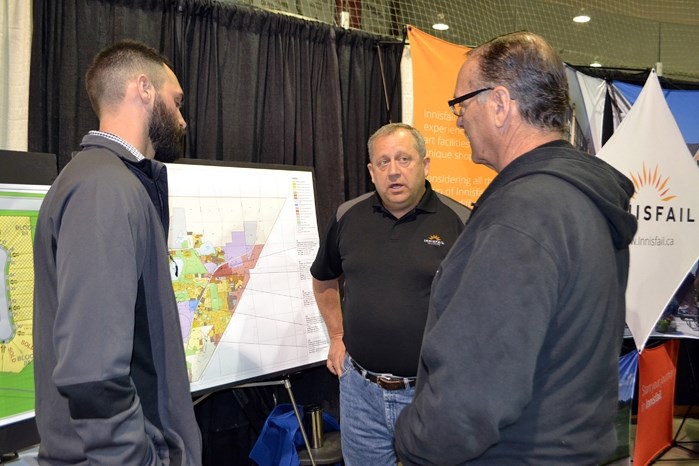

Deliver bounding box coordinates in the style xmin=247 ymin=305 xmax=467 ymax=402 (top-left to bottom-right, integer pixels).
xmin=469 ymin=31 xmax=571 ymax=134
xmin=367 ymin=123 xmax=427 ymax=161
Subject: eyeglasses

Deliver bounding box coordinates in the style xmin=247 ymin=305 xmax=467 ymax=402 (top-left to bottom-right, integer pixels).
xmin=448 ymin=87 xmax=493 ymax=116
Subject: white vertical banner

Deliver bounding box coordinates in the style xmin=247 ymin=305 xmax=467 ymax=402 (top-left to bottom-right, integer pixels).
xmin=575 ymin=72 xmax=632 ymax=154
xmin=575 ymin=71 xmax=607 ymax=154
xmin=598 ymin=70 xmax=699 ymax=352
xmin=0 ymin=0 xmax=32 ymax=151
xmin=400 ymin=45 xmax=414 ymax=126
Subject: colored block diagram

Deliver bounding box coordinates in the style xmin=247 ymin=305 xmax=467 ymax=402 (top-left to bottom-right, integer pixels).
xmin=172 ymin=239 xmax=263 ymax=382
xmin=165 ymin=164 xmax=326 ymax=394
xmin=0 ymin=188 xmax=45 ymax=426
xmin=0 ymin=216 xmax=34 ymax=372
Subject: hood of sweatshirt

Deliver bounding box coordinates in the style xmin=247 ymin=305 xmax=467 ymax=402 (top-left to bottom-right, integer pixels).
xmin=472 ymin=140 xmax=638 ymax=249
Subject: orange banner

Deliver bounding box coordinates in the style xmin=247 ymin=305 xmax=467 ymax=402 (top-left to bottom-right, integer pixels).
xmin=407 ymin=25 xmax=495 ymax=207
xmin=634 ymin=340 xmax=679 ymax=465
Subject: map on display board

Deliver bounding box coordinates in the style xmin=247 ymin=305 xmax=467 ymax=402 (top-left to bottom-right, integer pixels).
xmin=166 ymin=161 xmax=329 ymax=393
xmin=0 ymin=161 xmax=328 ymax=432
xmin=0 ymin=184 xmax=47 ymax=429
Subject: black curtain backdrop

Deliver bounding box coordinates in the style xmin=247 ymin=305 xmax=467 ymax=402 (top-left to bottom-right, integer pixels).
xmin=336 ymin=29 xmax=403 ymax=200
xmin=29 ymin=0 xmax=172 ymax=170
xmin=29 ymin=0 xmax=402 ymax=228
xmin=29 ymin=1 xmax=402 ymax=462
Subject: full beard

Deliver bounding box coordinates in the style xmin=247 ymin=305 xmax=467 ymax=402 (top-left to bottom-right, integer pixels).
xmin=149 ymin=97 xmax=184 ymax=163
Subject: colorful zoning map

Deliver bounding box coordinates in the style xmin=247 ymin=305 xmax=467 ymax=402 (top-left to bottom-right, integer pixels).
xmin=0 ymin=164 xmax=328 ymax=428
xmin=166 ymin=163 xmax=328 ymax=393
xmin=0 ymin=185 xmax=47 ymax=427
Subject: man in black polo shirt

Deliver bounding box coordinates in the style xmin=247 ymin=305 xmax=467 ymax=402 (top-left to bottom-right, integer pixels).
xmin=311 ymin=123 xmax=470 ymax=465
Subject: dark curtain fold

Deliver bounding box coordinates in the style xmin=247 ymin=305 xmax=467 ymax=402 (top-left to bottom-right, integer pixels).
xmin=28 ymin=1 xmax=402 ymax=463
xmin=29 ymin=0 xmax=169 ymax=170
xmin=336 ymin=29 xmax=403 ymax=200
xmin=166 ymin=1 xmax=345 ymax=224
xmin=601 ymin=83 xmax=615 ymax=147
xmin=29 ymin=0 xmax=402 ymax=226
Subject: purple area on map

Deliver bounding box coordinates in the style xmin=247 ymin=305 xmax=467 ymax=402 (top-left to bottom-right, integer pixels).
xmin=178 ymin=300 xmax=196 ymax=341
xmin=204 ymin=262 xmax=217 ymax=274
xmin=177 ymin=302 xmax=194 ymax=344
xmin=223 ymin=231 xmax=246 ymax=267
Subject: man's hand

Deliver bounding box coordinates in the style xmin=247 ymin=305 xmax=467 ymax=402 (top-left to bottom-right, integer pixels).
xmin=326 ymin=335 xmax=346 ymax=376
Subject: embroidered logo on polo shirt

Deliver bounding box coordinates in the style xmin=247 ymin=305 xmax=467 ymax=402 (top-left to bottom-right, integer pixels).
xmin=423 ymin=234 xmax=445 ymax=247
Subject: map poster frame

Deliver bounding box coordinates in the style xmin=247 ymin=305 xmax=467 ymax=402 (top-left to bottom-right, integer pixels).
xmin=1 ymin=155 xmax=331 ymax=454
xmin=167 ymin=159 xmax=329 ymax=396
xmin=0 ymin=149 xmax=56 ymax=455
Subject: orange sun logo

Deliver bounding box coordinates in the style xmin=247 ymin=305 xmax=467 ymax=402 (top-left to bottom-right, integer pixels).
xmin=427 ymin=235 xmax=442 ymax=241
xmin=629 ymin=162 xmax=676 ymax=202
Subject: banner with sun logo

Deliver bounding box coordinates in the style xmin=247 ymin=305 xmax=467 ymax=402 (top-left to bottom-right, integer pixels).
xmin=598 ymin=70 xmax=699 ymax=352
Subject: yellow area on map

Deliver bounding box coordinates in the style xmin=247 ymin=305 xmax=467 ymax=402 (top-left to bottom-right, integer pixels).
xmin=173 ymin=242 xmax=260 ymax=382
xmin=0 ymin=216 xmax=34 ymax=373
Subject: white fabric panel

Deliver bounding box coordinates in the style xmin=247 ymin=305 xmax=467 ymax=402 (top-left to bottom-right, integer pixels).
xmin=575 ymin=71 xmax=607 ymax=154
xmin=607 ymin=83 xmax=632 ymax=130
xmin=400 ymin=45 xmax=413 ymax=126
xmin=565 ymin=66 xmax=594 ymax=153
xmin=0 ymin=0 xmax=32 ymax=151
xmin=597 ymin=70 xmax=699 ymax=352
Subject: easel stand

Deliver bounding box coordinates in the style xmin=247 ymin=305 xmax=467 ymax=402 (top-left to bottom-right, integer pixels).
xmin=194 ymin=378 xmax=317 ymax=466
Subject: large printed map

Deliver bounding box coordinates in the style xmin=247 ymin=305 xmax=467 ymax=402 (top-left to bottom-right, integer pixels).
xmin=0 ymin=185 xmax=46 ymax=427
xmin=166 ymin=163 xmax=328 ymax=393
xmin=0 ymin=164 xmax=328 ymax=428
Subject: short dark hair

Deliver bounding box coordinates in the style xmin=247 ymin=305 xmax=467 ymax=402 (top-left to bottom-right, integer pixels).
xmin=469 ymin=31 xmax=571 ymax=134
xmin=367 ymin=123 xmax=426 ymax=161
xmin=85 ymin=40 xmax=172 ymax=116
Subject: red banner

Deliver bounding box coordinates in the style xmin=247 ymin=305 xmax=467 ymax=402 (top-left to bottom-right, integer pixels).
xmin=633 ymin=340 xmax=679 ymax=465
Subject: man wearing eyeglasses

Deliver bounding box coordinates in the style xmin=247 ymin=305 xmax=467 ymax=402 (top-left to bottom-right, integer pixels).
xmin=311 ymin=123 xmax=470 ymax=465
xmin=395 ymin=32 xmax=637 ymax=464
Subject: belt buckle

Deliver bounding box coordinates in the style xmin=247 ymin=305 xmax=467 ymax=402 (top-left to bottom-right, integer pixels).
xmin=377 ymin=375 xmax=405 ymax=391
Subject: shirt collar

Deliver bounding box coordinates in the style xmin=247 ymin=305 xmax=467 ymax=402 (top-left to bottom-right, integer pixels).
xmin=88 ymin=130 xmax=145 ymax=161
xmin=371 ymin=180 xmax=437 ymax=218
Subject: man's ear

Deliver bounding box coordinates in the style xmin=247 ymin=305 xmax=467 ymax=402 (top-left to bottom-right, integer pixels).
xmin=492 ymin=86 xmax=512 ymax=128
xmin=137 ymin=75 xmax=153 ymax=105
xmin=367 ymin=162 xmax=376 ymax=184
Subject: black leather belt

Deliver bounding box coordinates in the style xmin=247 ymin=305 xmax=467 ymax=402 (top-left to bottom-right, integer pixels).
xmin=350 ymin=359 xmax=416 ymax=391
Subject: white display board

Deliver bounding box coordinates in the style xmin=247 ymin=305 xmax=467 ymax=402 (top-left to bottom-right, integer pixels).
xmin=166 ymin=161 xmax=328 ymax=393
xmin=0 ymin=161 xmax=329 ymax=435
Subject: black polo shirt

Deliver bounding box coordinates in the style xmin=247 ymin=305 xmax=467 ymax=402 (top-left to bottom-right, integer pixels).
xmin=311 ymin=181 xmax=470 ymax=376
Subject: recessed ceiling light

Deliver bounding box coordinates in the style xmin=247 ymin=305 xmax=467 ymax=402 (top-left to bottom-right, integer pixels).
xmin=432 ymin=13 xmax=449 ymax=31
xmin=573 ymin=9 xmax=590 ymax=23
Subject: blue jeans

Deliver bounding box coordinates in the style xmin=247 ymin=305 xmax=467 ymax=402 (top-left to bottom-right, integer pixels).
xmin=339 ymin=354 xmax=415 ymax=466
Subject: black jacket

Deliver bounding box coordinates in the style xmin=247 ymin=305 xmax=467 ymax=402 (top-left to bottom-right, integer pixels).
xmin=395 ymin=140 xmax=637 ymax=465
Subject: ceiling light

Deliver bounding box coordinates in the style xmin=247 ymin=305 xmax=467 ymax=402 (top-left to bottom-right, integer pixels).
xmin=573 ymin=9 xmax=590 ymax=23
xmin=432 ymin=13 xmax=449 ymax=31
